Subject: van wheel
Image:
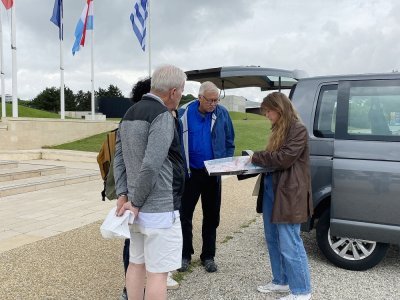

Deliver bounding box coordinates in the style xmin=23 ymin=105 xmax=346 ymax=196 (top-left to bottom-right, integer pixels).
xmin=316 ymin=209 xmax=389 ymax=271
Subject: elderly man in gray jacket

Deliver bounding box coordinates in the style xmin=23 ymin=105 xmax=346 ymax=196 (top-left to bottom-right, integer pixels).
xmin=115 ymin=64 xmax=186 ymax=300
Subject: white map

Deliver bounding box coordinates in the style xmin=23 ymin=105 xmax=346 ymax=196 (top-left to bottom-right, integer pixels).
xmin=204 ymin=156 xmax=267 ymax=176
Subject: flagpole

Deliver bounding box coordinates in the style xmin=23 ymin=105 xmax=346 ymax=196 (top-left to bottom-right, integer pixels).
xmin=11 ymin=3 xmax=17 ymax=118
xmin=0 ymin=9 xmax=5 ymax=118
xmin=148 ymin=0 xmax=151 ymax=77
xmin=60 ymin=2 xmax=65 ymax=120
xmin=91 ymin=0 xmax=95 ymax=120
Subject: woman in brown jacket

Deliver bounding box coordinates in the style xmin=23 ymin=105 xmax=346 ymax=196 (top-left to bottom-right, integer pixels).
xmin=250 ymin=92 xmax=312 ymax=300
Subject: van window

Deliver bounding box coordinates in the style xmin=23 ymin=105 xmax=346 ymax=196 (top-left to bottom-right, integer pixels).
xmin=347 ymin=85 xmax=400 ymax=138
xmin=314 ymin=85 xmax=338 ymax=138
xmin=336 ymin=79 xmax=400 ymax=141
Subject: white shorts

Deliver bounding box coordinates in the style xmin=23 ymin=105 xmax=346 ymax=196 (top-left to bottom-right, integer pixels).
xmin=129 ymin=219 xmax=182 ymax=273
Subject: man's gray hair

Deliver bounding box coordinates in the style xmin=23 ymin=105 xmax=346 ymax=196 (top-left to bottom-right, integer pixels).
xmin=199 ymin=81 xmax=219 ymax=95
xmin=151 ymin=64 xmax=187 ymax=93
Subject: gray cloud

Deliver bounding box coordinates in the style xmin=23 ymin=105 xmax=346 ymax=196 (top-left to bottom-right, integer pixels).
xmin=1 ymin=0 xmax=399 ymax=100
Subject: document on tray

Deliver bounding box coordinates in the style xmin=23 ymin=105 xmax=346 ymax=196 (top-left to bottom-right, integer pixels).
xmin=204 ymin=156 xmax=268 ymax=176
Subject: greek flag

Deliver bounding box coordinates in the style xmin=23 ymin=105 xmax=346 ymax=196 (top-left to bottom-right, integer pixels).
xmin=130 ymin=0 xmax=148 ymax=51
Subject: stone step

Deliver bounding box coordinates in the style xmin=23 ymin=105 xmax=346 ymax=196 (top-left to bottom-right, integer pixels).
xmin=0 ymin=160 xmax=18 ymax=170
xmin=0 ymin=163 xmax=66 ymax=182
xmin=0 ymin=168 xmax=99 ymax=198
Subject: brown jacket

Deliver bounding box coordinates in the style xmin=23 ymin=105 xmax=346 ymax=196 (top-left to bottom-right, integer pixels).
xmin=252 ymin=120 xmax=313 ymax=223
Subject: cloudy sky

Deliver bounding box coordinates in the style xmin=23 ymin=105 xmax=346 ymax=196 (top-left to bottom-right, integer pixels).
xmin=1 ymin=0 xmax=400 ymax=101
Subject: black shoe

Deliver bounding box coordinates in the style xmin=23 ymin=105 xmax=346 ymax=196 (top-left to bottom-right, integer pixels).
xmin=119 ymin=288 xmax=128 ymax=300
xmin=178 ymin=258 xmax=191 ymax=272
xmin=202 ymin=259 xmax=218 ymax=273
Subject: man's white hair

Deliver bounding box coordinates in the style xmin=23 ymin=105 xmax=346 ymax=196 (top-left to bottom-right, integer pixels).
xmin=199 ymin=81 xmax=219 ymax=95
xmin=151 ymin=64 xmax=187 ymax=93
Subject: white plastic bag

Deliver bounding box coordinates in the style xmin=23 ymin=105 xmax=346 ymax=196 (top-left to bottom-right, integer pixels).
xmin=100 ymin=207 xmax=135 ymax=239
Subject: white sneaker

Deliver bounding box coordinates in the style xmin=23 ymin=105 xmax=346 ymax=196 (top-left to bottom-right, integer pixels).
xmin=257 ymin=282 xmax=289 ymax=293
xmin=167 ymin=272 xmax=180 ymax=290
xmin=279 ymin=293 xmax=312 ymax=300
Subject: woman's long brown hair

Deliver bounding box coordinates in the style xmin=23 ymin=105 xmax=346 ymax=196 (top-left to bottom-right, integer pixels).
xmin=260 ymin=92 xmax=300 ymax=151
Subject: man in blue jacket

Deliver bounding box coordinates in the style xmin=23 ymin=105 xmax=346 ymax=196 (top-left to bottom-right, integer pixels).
xmin=178 ymin=81 xmax=235 ymax=273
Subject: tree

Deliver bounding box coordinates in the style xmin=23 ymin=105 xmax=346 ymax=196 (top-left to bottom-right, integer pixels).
xmin=30 ymin=86 xmax=76 ymax=112
xmin=179 ymin=94 xmax=195 ymax=107
xmin=29 ymin=84 xmax=124 ymax=113
xmin=30 ymin=87 xmax=59 ymax=112
xmin=96 ymin=84 xmax=123 ymax=98
xmin=64 ymin=87 xmax=76 ymax=111
xmin=75 ymin=90 xmax=91 ymax=111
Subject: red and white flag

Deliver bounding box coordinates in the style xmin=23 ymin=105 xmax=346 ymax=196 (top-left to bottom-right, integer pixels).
xmin=1 ymin=0 xmax=13 ymax=10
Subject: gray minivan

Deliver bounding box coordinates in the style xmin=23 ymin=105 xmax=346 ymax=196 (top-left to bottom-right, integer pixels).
xmin=186 ymin=66 xmax=400 ymax=271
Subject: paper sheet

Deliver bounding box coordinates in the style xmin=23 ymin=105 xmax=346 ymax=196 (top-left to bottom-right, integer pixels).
xmin=204 ymin=156 xmax=268 ymax=176
xmin=100 ymin=207 xmax=134 ymax=239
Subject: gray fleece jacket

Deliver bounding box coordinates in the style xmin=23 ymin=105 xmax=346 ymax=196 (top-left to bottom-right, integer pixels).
xmin=113 ymin=94 xmax=185 ymax=213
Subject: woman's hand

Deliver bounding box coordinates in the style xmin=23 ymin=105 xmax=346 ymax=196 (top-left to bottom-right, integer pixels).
xmin=245 ymin=155 xmax=253 ymax=166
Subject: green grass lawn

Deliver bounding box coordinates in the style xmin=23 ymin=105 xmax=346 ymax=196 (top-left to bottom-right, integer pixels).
xmin=49 ymin=112 xmax=271 ymax=155
xmin=46 ymin=132 xmax=109 ymax=152
xmin=233 ymin=119 xmax=269 ymax=155
xmin=0 ymin=103 xmax=68 ymax=118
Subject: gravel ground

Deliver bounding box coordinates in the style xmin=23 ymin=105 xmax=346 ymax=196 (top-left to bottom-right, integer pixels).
xmin=0 ymin=175 xmax=399 ymax=299
xmin=169 ymin=217 xmax=400 ymax=300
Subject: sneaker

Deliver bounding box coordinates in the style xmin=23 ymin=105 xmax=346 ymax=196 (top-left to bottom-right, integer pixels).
xmin=167 ymin=272 xmax=180 ymax=290
xmin=279 ymin=293 xmax=312 ymax=300
xmin=178 ymin=258 xmax=191 ymax=272
xmin=119 ymin=288 xmax=128 ymax=300
xmin=202 ymin=259 xmax=218 ymax=273
xmin=257 ymin=282 xmax=289 ymax=293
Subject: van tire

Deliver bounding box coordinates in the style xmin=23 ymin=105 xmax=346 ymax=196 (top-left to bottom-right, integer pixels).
xmin=316 ymin=209 xmax=389 ymax=271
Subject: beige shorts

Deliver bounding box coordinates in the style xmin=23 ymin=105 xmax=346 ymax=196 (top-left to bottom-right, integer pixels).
xmin=129 ymin=220 xmax=182 ymax=273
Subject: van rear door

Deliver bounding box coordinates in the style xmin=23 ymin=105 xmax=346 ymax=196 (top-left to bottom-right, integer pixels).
xmin=186 ymin=66 xmax=306 ymax=90
xmin=331 ymin=78 xmax=400 ymax=244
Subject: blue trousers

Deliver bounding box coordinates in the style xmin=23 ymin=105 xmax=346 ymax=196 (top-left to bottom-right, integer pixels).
xmin=262 ymin=174 xmax=311 ymax=295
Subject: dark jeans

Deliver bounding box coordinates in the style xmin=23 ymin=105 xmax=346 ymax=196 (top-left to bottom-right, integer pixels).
xmin=180 ymin=168 xmax=221 ymax=261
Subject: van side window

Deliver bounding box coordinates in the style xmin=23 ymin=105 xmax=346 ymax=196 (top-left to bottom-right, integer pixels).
xmin=314 ymin=85 xmax=338 ymax=138
xmin=347 ymin=85 xmax=400 ymax=138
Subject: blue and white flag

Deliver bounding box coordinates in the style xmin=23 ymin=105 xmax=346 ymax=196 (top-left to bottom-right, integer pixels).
xmin=130 ymin=0 xmax=148 ymax=51
xmin=72 ymin=0 xmax=94 ymax=55
xmin=50 ymin=0 xmax=63 ymax=40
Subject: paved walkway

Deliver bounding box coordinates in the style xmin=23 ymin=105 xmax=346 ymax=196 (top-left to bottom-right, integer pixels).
xmin=0 ymin=160 xmax=114 ymax=253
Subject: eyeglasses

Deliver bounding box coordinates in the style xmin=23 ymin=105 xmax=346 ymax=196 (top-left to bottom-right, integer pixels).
xmin=200 ymin=95 xmax=220 ymax=105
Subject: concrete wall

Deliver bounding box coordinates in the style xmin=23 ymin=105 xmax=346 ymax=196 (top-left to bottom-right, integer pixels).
xmin=0 ymin=118 xmax=118 ymax=150
xmin=219 ymin=95 xmax=246 ymax=113
xmin=63 ymin=111 xmax=106 ymax=120
xmin=0 ymin=149 xmax=98 ymax=162
xmin=63 ymin=111 xmax=89 ymax=118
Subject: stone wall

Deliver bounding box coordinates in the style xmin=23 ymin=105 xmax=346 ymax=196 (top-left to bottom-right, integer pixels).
xmin=0 ymin=118 xmax=118 ymax=150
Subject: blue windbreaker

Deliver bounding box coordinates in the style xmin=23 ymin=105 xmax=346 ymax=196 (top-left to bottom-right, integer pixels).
xmin=178 ymin=100 xmax=235 ymax=176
